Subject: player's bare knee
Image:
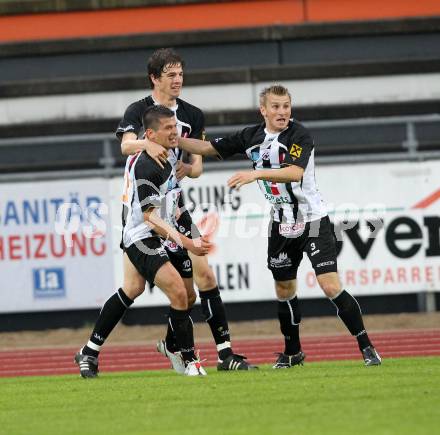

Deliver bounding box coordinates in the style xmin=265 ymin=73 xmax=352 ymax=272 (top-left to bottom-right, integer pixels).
xmin=319 ymin=281 xmax=340 ymax=298
xmin=187 ymin=294 xmax=196 ymax=308
xmin=317 ymin=272 xmax=341 ymax=298
xmin=194 ymin=267 xmax=217 ymax=290
xmin=275 ymin=280 xmax=296 ymax=300
xmin=169 ymin=284 xmax=188 ymax=310
xmin=187 ymin=289 xmax=197 ymax=308
xmin=123 ymin=284 xmax=144 ymax=300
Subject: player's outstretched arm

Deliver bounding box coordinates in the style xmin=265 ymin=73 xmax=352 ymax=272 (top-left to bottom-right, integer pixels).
xmin=228 ymin=166 xmax=304 ymax=190
xmin=254 ymin=165 xmax=304 ymax=183
xmin=144 ymin=208 xmax=212 ymax=256
xmin=178 ymin=137 xmax=219 ymax=156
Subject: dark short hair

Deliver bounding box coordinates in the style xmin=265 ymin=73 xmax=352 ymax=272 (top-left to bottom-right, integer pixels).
xmin=142 ymin=105 xmax=175 ymax=131
xmin=147 ymin=48 xmax=185 ymax=88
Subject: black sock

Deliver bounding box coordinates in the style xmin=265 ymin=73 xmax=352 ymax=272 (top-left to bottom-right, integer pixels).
xmin=165 ymin=308 xmax=192 ymax=353
xmin=331 ymin=290 xmax=372 ymax=350
xmin=278 ymin=297 xmax=302 ymax=355
xmin=82 ymin=288 xmax=133 ymax=357
xmin=169 ymin=307 xmax=195 ymax=362
xmin=165 ymin=318 xmax=178 ymax=353
xmin=200 ymin=287 xmax=232 ymax=360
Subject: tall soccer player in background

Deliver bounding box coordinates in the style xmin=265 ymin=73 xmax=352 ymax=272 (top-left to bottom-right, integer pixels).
xmin=175 ymin=84 xmax=382 ymax=368
xmin=116 ymin=48 xmax=256 ymax=371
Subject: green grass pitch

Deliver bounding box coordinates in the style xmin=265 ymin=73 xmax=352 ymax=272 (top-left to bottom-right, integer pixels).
xmin=1 ymin=357 xmax=439 ymax=435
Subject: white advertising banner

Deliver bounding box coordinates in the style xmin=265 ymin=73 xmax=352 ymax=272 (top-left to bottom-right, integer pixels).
xmin=313 ymin=161 xmax=440 ymax=297
xmin=5 ymin=160 xmax=438 ymax=314
xmin=0 ymin=179 xmax=114 ymax=313
xmin=110 ymin=159 xmax=440 ymax=306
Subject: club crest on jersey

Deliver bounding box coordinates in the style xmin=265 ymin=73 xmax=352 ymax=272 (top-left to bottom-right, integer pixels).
xmin=263 ymin=180 xmax=280 ymax=195
xmin=289 ymin=144 xmax=302 ymax=158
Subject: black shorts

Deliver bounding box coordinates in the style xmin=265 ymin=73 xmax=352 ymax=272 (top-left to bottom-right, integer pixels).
xmin=176 ymin=208 xmax=201 ymax=240
xmin=267 ymin=216 xmax=338 ymax=281
xmin=163 ymin=240 xmax=193 ymax=279
xmin=167 ymin=204 xmax=201 ymax=263
xmin=124 ymin=237 xmax=192 ymax=288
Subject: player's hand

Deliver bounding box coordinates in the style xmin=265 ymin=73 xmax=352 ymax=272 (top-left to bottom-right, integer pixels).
xmin=227 ymin=171 xmax=257 ymax=190
xmin=176 ymin=161 xmax=192 ymax=181
xmin=184 ymin=235 xmax=212 ymax=256
xmin=144 ymin=139 xmax=168 ymax=169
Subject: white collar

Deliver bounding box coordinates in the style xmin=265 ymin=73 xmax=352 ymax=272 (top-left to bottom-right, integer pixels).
xmin=152 ymin=95 xmax=178 ymax=112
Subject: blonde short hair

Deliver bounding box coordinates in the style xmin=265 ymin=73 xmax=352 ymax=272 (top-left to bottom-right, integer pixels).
xmin=259 ymin=85 xmax=291 ymax=106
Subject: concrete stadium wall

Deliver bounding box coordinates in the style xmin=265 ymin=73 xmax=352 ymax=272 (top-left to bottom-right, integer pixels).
xmin=1 ymin=31 xmax=440 ymax=85
xmin=1 ymin=16 xmax=438 ymax=137
xmin=1 ymin=16 xmax=438 ymax=138
xmin=1 ymin=73 xmax=440 ymax=127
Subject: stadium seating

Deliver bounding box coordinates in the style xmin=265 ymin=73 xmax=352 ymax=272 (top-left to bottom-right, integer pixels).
xmin=0 ymin=1 xmax=439 ymax=173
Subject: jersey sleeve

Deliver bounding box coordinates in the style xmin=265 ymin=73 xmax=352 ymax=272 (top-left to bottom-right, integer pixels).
xmin=284 ymin=127 xmax=314 ymax=169
xmin=134 ymin=163 xmax=164 ymax=212
xmin=115 ymin=102 xmax=144 ymax=141
xmin=190 ymin=109 xmax=206 ymax=140
xmin=210 ymin=129 xmax=249 ymax=160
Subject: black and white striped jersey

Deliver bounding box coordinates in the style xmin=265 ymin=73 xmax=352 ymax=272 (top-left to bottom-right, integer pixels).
xmin=116 ymin=95 xmax=205 ymax=167
xmin=121 ymin=151 xmax=181 ymax=248
xmin=211 ymin=119 xmax=327 ymax=224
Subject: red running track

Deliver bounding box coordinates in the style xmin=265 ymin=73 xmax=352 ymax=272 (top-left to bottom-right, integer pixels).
xmin=1 ymin=330 xmax=439 ymax=378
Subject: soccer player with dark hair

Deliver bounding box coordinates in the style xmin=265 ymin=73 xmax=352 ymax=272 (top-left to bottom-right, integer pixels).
xmin=116 ymin=48 xmax=256 ymax=371
xmin=175 ymin=84 xmax=382 ymax=368
xmin=75 ymin=105 xmax=210 ymax=377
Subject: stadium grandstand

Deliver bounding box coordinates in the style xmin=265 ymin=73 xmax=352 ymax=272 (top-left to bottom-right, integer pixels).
xmin=1 ymin=0 xmax=440 ymax=174
xmin=0 ymin=2 xmax=438 ymax=331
